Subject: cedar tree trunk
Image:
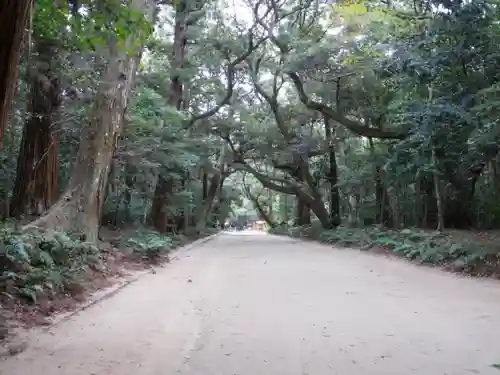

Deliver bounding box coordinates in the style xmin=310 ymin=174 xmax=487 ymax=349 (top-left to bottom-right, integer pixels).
xmin=0 ymin=0 xmax=33 ymax=149
xmin=10 ymin=39 xmax=62 ymax=217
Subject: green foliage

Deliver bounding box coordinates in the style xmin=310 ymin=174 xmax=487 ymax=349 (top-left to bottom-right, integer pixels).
xmin=0 ymin=227 xmax=102 ymax=303
xmin=117 ymin=229 xmax=183 ymax=261
xmin=271 ymin=221 xmax=500 ymax=276
xmin=33 ymin=0 xmax=70 ymax=41
xmin=33 ymin=0 xmax=154 ymax=53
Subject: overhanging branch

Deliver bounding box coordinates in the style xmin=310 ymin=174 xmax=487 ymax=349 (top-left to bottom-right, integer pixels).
xmin=287 ymin=71 xmax=405 ymax=139
xmin=252 ymin=0 xmax=405 ymax=140
xmin=233 ymin=162 xmax=297 ymax=195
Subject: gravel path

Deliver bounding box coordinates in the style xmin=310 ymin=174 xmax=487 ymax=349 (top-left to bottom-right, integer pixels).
xmin=2 ymin=232 xmax=500 ymax=374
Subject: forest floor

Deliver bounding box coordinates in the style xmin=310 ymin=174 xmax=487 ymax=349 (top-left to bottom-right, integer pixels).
xmin=2 ymin=231 xmax=500 ymax=374
xmin=0 ymin=224 xmax=218 ymax=355
xmin=444 ymin=229 xmax=500 ymax=247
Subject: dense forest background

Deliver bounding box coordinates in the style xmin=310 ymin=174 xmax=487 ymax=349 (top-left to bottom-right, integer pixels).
xmin=2 ymin=0 xmax=500 ymax=323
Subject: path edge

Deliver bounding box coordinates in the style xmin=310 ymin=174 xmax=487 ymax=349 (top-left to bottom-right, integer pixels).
xmin=0 ymin=231 xmax=222 ymax=359
xmin=49 ymin=230 xmax=221 ymax=327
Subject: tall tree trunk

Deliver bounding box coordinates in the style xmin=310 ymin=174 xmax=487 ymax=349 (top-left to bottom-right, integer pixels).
xmin=376 ymin=176 xmax=392 ymax=226
xmin=369 ymin=138 xmax=392 ymax=226
xmin=149 ymin=2 xmax=186 ymax=231
xmin=202 ymin=169 xmax=208 ymax=200
xmin=0 ymin=0 xmax=33 ymax=150
xmin=267 ymin=188 xmax=273 ymax=221
xmin=149 ymin=175 xmax=174 ymax=232
xmin=308 ymin=197 xmax=332 ymax=228
xmin=414 ymin=171 xmax=422 ymax=226
xmin=290 ymin=163 xmax=310 ymax=226
xmin=195 ymin=174 xmax=220 ymax=231
xmin=281 ymin=193 xmax=289 ymax=224
xmin=181 ymin=84 xmax=192 ymax=232
xmin=10 ymin=39 xmax=62 ymax=217
xmin=298 ymin=155 xmax=333 ymax=229
xmin=432 ymin=147 xmax=444 ymax=232
xmin=296 ymin=197 xmax=311 ymax=226
xmin=324 ymin=116 xmax=340 ymax=225
xmin=216 ymin=180 xmax=231 ymax=227
xmin=420 ymin=175 xmax=436 ymax=228
xmin=121 ymin=162 xmax=136 ymax=223
xmin=26 ymin=0 xmax=155 ymax=242
xmin=195 ymin=169 xmax=226 ymax=232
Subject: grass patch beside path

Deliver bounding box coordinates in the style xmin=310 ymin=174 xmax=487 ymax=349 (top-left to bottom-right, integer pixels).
xmin=269 ymin=223 xmax=500 ymax=277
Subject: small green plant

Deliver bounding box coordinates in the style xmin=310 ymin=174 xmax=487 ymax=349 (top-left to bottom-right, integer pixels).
xmin=0 ymin=227 xmax=102 ymax=303
xmin=271 ymin=221 xmax=500 ymax=276
xmin=118 ymin=229 xmax=182 ymax=261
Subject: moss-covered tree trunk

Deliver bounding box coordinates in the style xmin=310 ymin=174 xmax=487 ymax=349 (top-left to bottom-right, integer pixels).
xmin=0 ymin=0 xmax=33 ymax=150
xmin=10 ymin=40 xmax=62 ymax=217
xmin=149 ymin=1 xmax=186 ymax=231
xmin=26 ymin=0 xmax=155 ymax=242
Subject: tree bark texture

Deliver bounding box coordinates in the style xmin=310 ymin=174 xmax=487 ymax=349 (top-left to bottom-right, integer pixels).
xmin=432 ymin=148 xmax=444 ymax=231
xmin=10 ymin=40 xmax=62 ymax=217
xmin=295 ymin=198 xmax=311 ymax=226
xmin=26 ymin=0 xmax=156 ymax=242
xmin=0 ymin=0 xmax=33 ymax=150
xmin=149 ymin=175 xmax=174 ymax=232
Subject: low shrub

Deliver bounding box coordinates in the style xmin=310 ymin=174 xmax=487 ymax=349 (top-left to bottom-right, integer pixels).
xmin=270 ymin=221 xmax=500 ymax=276
xmin=268 ymin=225 xmax=290 ymax=235
xmin=0 ymin=226 xmax=102 ymax=303
xmin=117 ymin=229 xmax=183 ymax=262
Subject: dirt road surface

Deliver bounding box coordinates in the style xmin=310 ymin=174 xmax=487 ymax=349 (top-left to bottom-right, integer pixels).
xmin=2 ymin=232 xmax=500 ymax=374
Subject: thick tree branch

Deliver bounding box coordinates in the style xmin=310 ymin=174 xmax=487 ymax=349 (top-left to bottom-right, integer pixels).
xmin=286 ymin=72 xmax=405 ymax=139
xmin=247 ymin=57 xmax=292 ymax=140
xmin=252 ymin=0 xmax=405 ymax=140
xmin=233 ymin=162 xmax=297 ymax=195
